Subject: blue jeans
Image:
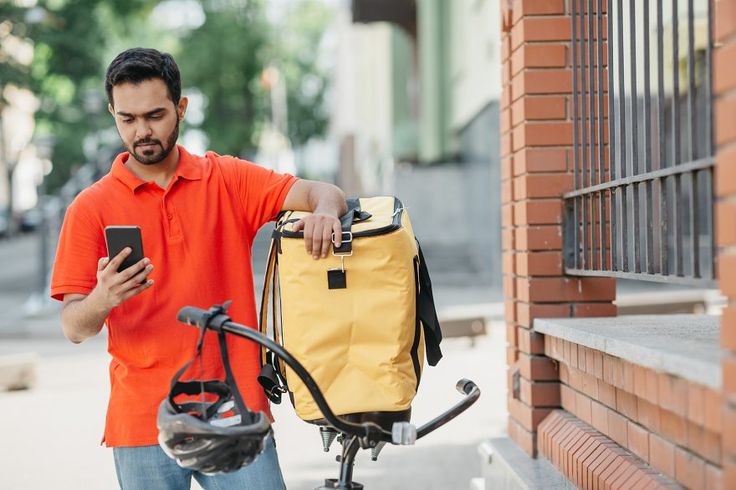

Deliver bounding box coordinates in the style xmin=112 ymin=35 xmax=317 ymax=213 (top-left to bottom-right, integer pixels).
xmin=113 ymin=437 xmax=285 ymax=489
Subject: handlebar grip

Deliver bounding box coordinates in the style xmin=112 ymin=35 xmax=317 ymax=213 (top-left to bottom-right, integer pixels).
xmin=455 ymin=378 xmax=477 ymax=395
xmin=177 ymin=306 xmax=209 ymax=327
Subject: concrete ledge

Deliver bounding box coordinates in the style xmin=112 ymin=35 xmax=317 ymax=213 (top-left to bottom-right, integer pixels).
xmin=0 ymin=352 xmax=39 ymax=391
xmin=534 ymin=315 xmax=720 ymax=389
xmin=475 ymin=437 xmax=574 ymax=490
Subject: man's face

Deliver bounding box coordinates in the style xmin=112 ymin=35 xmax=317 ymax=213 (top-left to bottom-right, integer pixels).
xmin=108 ymin=78 xmax=187 ymax=165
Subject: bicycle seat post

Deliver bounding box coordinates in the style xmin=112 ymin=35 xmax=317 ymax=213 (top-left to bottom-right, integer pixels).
xmin=315 ymin=433 xmax=364 ymax=490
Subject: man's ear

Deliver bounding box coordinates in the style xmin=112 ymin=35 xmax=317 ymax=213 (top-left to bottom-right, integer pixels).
xmin=177 ymin=96 xmax=189 ymax=120
xmin=108 ymin=103 xmax=115 ymax=116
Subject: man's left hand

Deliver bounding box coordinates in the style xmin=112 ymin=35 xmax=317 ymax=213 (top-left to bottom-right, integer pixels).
xmin=292 ymin=213 xmax=343 ymax=259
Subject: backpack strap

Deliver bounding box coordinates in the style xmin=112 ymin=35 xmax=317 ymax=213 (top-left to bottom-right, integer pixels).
xmin=334 ymin=197 xmax=371 ymax=254
xmin=416 ymin=240 xmax=443 ymax=366
xmin=257 ymin=227 xmax=288 ymax=403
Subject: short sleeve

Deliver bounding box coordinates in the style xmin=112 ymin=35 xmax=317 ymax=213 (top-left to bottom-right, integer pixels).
xmin=50 ymin=197 xmax=106 ymax=301
xmin=217 ymin=156 xmax=297 ymax=234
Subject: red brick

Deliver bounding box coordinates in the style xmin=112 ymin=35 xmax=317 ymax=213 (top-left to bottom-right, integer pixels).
xmin=685 ymin=382 xmax=705 ymax=426
xmin=520 ymin=378 xmax=560 ymax=406
xmin=636 ymin=398 xmax=660 ymax=433
xmin=511 ymin=0 xmax=566 ymax=23
xmin=572 ymin=303 xmax=617 ymax=317
xmin=716 ymin=42 xmax=736 ymax=94
xmin=716 ymin=144 xmax=736 ymax=197
xmin=513 ymin=200 xmax=562 ymax=225
xmin=649 ymin=433 xmax=676 ymax=479
xmin=716 ymin=95 xmax=736 ymax=145
xmin=515 ymin=225 xmax=563 ymax=251
xmin=514 ymin=174 xmax=573 ymax=199
xmin=633 ymin=365 xmax=647 ymax=399
xmin=722 ymin=306 xmax=736 ymax=351
xmin=518 ymin=277 xmax=615 ymax=302
xmin=598 ymin=379 xmax=616 ymax=408
xmin=687 ymin=421 xmax=722 ymax=465
xmin=516 ymin=301 xmax=570 ymax=327
xmin=581 ymin=371 xmax=598 ymax=398
xmin=511 ymin=95 xmax=567 ymax=126
xmin=511 ymin=17 xmax=572 ymax=48
xmin=518 ymin=351 xmax=559 ymax=381
xmin=715 ymin=0 xmax=736 ymax=42
xmin=675 ymin=447 xmax=706 ymax=490
xmin=510 ymin=44 xmax=567 ymax=75
xmin=513 ymin=70 xmax=573 ymax=101
xmin=561 ymin=384 xmax=575 ymax=411
xmin=703 ymin=388 xmax=722 ymax=433
xmin=591 ymin=400 xmax=609 ymax=433
xmin=576 ymin=391 xmax=593 ymax=424
xmin=657 ymin=374 xmax=688 ymax=417
xmin=706 ymin=463 xmax=724 ymax=490
xmin=626 ymin=421 xmax=649 ymax=462
xmin=716 ymin=202 xmax=736 ymax=246
xmin=616 ymin=389 xmax=638 ymax=420
xmin=517 ymin=327 xmax=546 ymax=354
xmin=644 ymin=368 xmax=659 ymax=405
xmin=508 ymin=416 xmax=537 ymax=457
xmin=513 ymin=121 xmax=573 ymax=149
xmin=717 ymin=254 xmax=736 ymax=297
xmin=660 ymin=409 xmax=687 ymax=446
xmin=723 ymin=404 xmax=736 ymax=457
xmin=515 ymin=251 xmax=563 ymax=276
xmin=622 ymin=361 xmax=635 ymax=393
xmin=508 ymin=397 xmax=554 ymax=432
xmin=513 ymin=148 xmax=569 ymax=175
xmin=607 ymin=410 xmax=628 ymax=447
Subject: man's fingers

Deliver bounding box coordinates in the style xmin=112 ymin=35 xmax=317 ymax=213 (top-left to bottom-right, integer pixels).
xmin=109 ymin=247 xmax=132 ymax=271
xmin=302 ymin=221 xmax=314 ymax=255
xmin=293 ymin=219 xmax=305 ymax=232
xmin=98 ymin=257 xmax=110 ymax=271
xmin=320 ymin=227 xmax=332 ymax=258
xmin=332 ymin=221 xmax=343 ymax=248
xmin=120 ymin=279 xmax=154 ymax=302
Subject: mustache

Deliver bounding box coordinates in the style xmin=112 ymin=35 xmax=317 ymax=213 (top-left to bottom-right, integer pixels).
xmin=134 ymin=138 xmax=162 ymax=147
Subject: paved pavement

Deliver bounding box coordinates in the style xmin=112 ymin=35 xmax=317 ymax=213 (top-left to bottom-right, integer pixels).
xmin=0 ymin=232 xmax=508 ymax=489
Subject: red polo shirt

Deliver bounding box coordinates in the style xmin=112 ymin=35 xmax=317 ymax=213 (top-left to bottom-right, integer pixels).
xmin=50 ymin=146 xmax=296 ymax=447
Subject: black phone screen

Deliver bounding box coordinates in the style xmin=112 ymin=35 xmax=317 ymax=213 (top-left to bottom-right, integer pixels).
xmin=104 ymin=226 xmax=144 ymax=273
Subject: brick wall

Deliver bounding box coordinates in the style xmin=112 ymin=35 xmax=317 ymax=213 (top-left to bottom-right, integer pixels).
xmin=715 ymin=0 xmax=736 ymax=487
xmin=501 ymin=0 xmax=616 ymax=457
xmin=545 ymin=336 xmax=723 ymax=488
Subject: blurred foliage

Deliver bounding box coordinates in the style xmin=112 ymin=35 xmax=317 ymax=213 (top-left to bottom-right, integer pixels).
xmin=0 ymin=0 xmax=333 ymax=195
xmin=179 ymin=0 xmax=333 ymax=156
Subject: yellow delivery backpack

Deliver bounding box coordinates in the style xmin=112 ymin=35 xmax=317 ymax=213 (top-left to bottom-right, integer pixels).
xmin=257 ymin=196 xmax=443 ymax=422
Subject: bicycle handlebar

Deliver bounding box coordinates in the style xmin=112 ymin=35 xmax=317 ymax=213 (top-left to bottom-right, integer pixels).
xmin=176 ymin=304 xmax=480 ymax=448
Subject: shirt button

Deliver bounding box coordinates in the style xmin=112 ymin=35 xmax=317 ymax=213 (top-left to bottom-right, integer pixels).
xmin=167 ymin=213 xmax=173 ymax=220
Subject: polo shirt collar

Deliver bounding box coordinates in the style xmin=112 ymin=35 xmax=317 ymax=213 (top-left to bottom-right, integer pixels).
xmin=111 ymin=145 xmax=203 ymax=192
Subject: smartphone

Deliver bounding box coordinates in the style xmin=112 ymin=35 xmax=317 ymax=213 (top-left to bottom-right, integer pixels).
xmin=105 ymin=226 xmax=145 ymax=273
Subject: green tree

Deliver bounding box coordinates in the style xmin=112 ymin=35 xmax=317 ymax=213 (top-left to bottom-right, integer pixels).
xmin=177 ymin=0 xmax=333 ymax=158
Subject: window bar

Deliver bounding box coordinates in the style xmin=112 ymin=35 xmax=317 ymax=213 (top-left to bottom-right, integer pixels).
xmin=589 ymin=0 xmax=598 ymax=269
xmin=657 ymin=0 xmax=668 ymax=275
xmin=643 ymin=0 xmax=654 ymax=273
xmin=572 ymin=0 xmax=581 ymax=269
xmin=672 ymin=0 xmax=683 ymax=276
xmin=607 ymin=0 xmax=618 ymax=272
xmin=597 ymin=0 xmax=607 ymax=270
xmin=580 ymin=1 xmax=590 ymax=269
xmin=617 ymin=0 xmax=628 ymax=271
xmin=629 ymin=0 xmax=641 ymax=273
xmin=687 ymin=0 xmax=699 ymax=277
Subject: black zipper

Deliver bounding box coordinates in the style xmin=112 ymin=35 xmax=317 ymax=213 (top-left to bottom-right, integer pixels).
xmin=279 ymin=197 xmax=403 ymax=239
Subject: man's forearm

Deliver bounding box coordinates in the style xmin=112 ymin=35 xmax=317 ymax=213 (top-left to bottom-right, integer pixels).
xmin=308 ymin=182 xmax=347 ymax=216
xmin=61 ymin=292 xmax=111 ymax=343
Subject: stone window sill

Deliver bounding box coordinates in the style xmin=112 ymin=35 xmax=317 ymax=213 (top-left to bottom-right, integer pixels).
xmin=533 ymin=315 xmax=720 ymax=389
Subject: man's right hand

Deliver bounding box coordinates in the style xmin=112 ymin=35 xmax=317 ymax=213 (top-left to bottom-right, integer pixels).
xmin=90 ymin=247 xmax=154 ymax=310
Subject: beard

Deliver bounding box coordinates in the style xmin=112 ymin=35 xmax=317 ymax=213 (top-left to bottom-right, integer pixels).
xmin=126 ymin=119 xmax=179 ymax=165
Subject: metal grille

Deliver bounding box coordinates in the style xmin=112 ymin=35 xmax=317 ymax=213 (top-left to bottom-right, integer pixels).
xmin=564 ymin=0 xmax=716 ymax=286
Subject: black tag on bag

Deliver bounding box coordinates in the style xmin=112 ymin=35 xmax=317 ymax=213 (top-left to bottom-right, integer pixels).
xmin=327 ymin=269 xmax=346 ymax=289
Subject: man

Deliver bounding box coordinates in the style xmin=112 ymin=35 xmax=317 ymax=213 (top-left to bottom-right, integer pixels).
xmin=50 ymin=47 xmax=347 ymax=489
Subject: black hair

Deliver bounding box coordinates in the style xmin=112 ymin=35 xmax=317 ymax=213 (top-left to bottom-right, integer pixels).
xmin=105 ymin=48 xmax=181 ymax=106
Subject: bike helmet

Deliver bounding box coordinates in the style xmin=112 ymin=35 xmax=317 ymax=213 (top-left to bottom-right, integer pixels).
xmin=157 ymin=303 xmax=272 ymax=475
